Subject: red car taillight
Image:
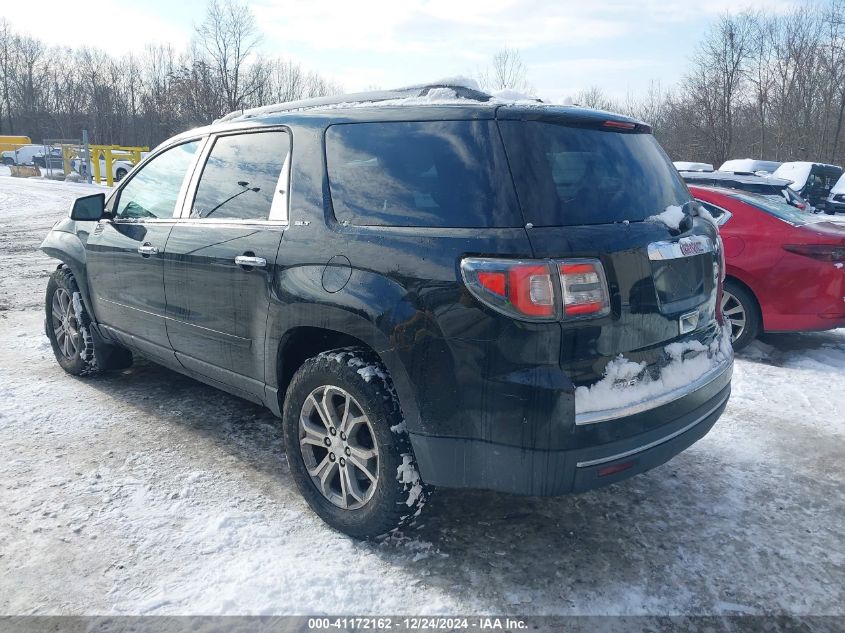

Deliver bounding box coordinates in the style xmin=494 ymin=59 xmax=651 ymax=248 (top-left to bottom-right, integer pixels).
xmin=782 ymin=244 xmax=845 ymax=262
xmin=715 ymin=235 xmax=726 ymax=325
xmin=461 ymin=257 xmax=611 ymax=322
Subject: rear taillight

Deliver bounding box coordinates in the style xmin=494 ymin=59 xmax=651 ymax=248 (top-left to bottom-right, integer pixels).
xmin=559 ymin=260 xmax=611 ymax=318
xmin=783 ymin=244 xmax=845 ymax=262
xmin=460 ymin=257 xmax=611 ymax=322
xmin=461 ymin=258 xmax=556 ymax=321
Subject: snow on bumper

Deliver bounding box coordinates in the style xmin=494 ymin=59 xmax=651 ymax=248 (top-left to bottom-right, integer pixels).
xmin=575 ymin=325 xmax=734 ymax=425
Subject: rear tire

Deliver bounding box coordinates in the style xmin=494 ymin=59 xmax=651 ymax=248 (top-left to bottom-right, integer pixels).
xmin=115 ymin=168 xmax=127 ymax=181
xmin=722 ymin=279 xmax=761 ymax=351
xmin=282 ymin=347 xmax=430 ymax=539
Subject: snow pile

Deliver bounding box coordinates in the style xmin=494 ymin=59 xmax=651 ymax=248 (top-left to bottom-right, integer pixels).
xmin=647 ymin=204 xmax=687 ymax=230
xmin=397 ymin=454 xmax=424 ymax=508
xmin=831 ymin=173 xmax=845 ymax=195
xmin=575 ymin=325 xmax=733 ymax=415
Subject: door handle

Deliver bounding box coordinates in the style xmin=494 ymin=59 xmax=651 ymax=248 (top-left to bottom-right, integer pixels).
xmin=138 ymin=243 xmax=159 ymax=256
xmin=235 ymin=255 xmax=267 ymax=269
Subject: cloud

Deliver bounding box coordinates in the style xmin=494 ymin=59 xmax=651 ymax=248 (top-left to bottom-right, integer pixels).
xmin=1 ymin=2 xmax=188 ymax=54
xmin=251 ymin=0 xmax=631 ymax=55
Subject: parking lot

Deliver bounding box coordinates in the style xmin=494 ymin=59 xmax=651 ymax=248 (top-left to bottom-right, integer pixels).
xmin=0 ymin=173 xmax=843 ymax=616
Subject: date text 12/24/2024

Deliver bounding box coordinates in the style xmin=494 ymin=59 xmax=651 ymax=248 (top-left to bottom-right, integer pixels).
xmin=308 ymin=617 xmax=528 ymax=630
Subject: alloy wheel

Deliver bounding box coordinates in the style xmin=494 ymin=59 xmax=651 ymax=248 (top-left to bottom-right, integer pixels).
xmin=721 ymin=290 xmax=746 ymax=342
xmin=298 ymin=385 xmax=379 ymax=510
xmin=51 ymin=287 xmax=80 ymax=359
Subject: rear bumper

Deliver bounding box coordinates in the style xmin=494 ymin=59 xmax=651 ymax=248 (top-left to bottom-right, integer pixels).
xmin=411 ymin=360 xmax=732 ymax=496
xmin=824 ymin=199 xmax=845 ymax=213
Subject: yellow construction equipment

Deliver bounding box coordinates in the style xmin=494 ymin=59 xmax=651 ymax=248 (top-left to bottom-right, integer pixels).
xmin=86 ymin=145 xmax=149 ymax=186
xmin=0 ymin=135 xmax=32 ymax=154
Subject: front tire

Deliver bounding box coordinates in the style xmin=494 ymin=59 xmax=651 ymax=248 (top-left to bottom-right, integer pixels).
xmin=45 ymin=267 xmax=100 ymax=375
xmin=45 ymin=267 xmax=133 ymax=375
xmin=115 ymin=168 xmax=127 ymax=181
xmin=722 ymin=279 xmax=761 ymax=351
xmin=282 ymin=348 xmax=430 ymax=539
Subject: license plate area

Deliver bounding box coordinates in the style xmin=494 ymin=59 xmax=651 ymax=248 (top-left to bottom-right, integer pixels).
xmin=648 ymin=236 xmax=714 ymax=314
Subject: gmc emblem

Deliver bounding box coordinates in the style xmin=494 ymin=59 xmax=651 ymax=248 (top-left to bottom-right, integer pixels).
xmin=680 ymin=240 xmax=706 ymax=256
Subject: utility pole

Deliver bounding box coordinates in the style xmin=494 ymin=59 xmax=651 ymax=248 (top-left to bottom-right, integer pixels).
xmin=81 ymin=129 xmax=92 ymax=184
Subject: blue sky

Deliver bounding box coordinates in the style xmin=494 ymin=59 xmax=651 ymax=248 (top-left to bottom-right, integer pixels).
xmin=6 ymin=0 xmax=804 ymax=102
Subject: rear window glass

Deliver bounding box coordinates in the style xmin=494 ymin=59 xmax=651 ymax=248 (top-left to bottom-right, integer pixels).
xmin=499 ymin=121 xmax=690 ymax=226
xmin=731 ymin=192 xmax=815 ymax=225
xmin=325 ymin=121 xmax=521 ymax=228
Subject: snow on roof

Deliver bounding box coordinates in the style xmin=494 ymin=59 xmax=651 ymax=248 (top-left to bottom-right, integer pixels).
xmin=773 ymin=161 xmax=843 ymax=190
xmin=832 ymin=173 xmax=845 ymax=195
xmin=719 ymin=158 xmax=781 ymax=174
xmin=773 ymin=162 xmax=814 ymax=190
xmin=674 ymin=161 xmax=714 ymax=172
xmin=402 ymin=76 xmax=481 ymax=92
xmin=216 ymin=81 xmax=545 ymax=123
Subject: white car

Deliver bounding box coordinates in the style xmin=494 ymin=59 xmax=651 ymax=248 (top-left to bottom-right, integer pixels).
xmin=1 ymin=144 xmax=61 ymax=166
xmin=71 ymin=155 xmax=137 ymax=181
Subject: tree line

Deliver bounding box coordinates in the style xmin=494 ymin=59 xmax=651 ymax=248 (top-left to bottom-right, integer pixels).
xmin=1 ymin=0 xmax=843 ymax=169
xmin=574 ymin=1 xmax=845 ymax=168
xmin=0 ymin=0 xmax=340 ymax=148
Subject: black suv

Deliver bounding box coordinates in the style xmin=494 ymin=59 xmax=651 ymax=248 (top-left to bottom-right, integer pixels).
xmin=41 ymin=85 xmax=733 ymax=538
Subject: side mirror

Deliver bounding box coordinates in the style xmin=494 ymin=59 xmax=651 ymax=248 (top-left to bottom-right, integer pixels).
xmin=70 ymin=193 xmax=106 ymax=221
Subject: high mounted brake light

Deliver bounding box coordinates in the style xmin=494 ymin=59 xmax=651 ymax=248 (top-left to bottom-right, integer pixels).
xmin=461 ymin=257 xmax=611 ymax=322
xmin=603 ymin=120 xmax=636 ymax=130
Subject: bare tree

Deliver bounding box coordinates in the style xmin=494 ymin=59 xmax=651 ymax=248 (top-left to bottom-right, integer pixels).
xmin=574 ymin=86 xmax=618 ymax=111
xmin=194 ymin=0 xmax=261 ymax=115
xmin=683 ymin=12 xmax=755 ymax=165
xmin=0 ymin=19 xmax=14 ymax=133
xmin=478 ymin=48 xmax=533 ymax=93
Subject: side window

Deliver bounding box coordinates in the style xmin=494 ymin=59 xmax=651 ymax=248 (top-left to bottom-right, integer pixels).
xmin=697 ymin=200 xmax=731 ymax=226
xmin=325 ymin=121 xmax=521 ymax=228
xmin=114 ymin=141 xmax=200 ymax=220
xmin=190 ymin=131 xmax=290 ymax=221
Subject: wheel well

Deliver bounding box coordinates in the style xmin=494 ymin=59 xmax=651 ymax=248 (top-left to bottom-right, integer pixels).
xmin=277 ymin=327 xmax=376 ymax=399
xmin=725 ymin=275 xmax=762 ymax=321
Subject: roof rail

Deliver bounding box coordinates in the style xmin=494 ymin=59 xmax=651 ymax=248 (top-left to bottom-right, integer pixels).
xmin=217 ymin=83 xmax=494 ymax=123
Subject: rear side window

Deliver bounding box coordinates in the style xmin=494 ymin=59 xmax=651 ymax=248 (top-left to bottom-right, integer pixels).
xmin=730 ymin=192 xmax=813 ymax=226
xmin=325 ymin=121 xmax=521 ymax=228
xmin=499 ymin=121 xmax=690 ymax=226
xmin=190 ymin=131 xmax=290 ymax=221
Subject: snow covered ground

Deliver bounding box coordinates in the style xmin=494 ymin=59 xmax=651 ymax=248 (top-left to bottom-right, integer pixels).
xmin=0 ymin=174 xmax=843 ymax=616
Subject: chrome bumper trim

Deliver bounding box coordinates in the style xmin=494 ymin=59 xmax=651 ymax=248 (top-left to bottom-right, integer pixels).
xmin=576 ymin=389 xmax=730 ymax=468
xmin=575 ymin=353 xmax=733 ymax=426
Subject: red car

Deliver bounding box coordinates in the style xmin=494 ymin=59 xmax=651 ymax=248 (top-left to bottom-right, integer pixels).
xmin=689 ymin=185 xmax=845 ymax=349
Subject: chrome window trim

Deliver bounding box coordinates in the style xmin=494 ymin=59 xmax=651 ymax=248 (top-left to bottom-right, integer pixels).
xmin=576 ymin=388 xmax=730 ymax=468
xmin=575 ymin=352 xmax=733 ymax=426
